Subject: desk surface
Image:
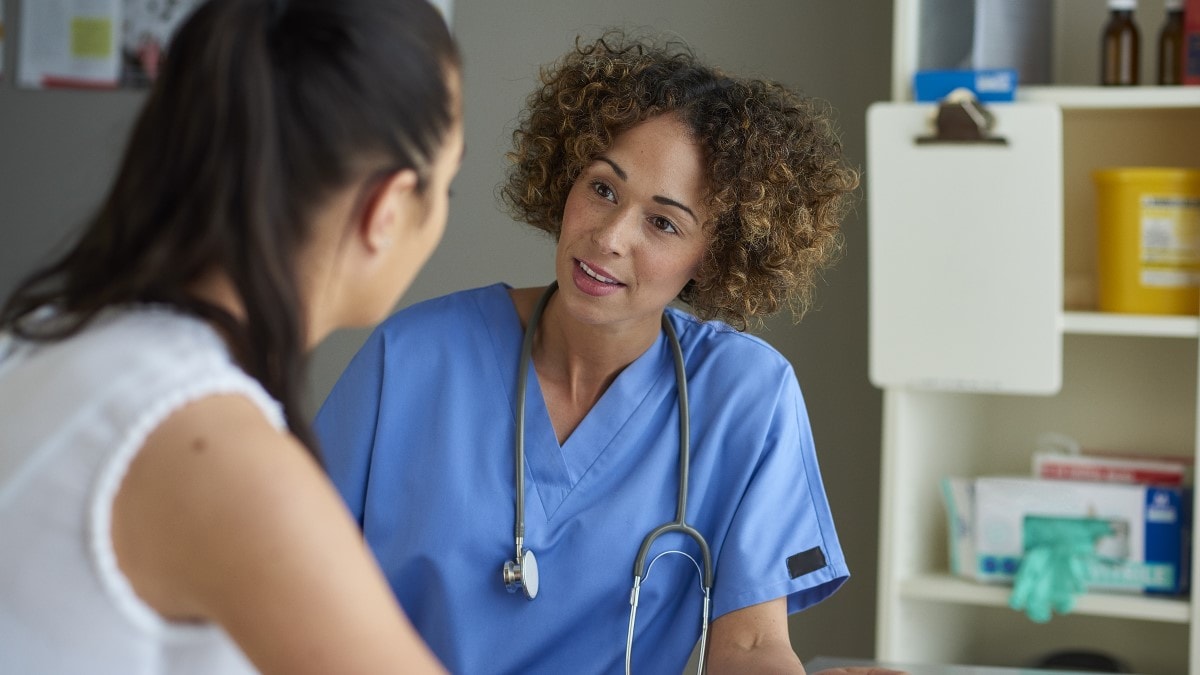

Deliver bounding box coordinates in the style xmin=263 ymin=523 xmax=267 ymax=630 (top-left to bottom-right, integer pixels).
xmin=804 ymin=656 xmax=1139 ymax=674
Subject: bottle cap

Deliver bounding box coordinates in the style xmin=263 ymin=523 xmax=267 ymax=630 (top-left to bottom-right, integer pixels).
xmin=1107 ymin=0 xmax=1136 ymax=9
xmin=1166 ymin=0 xmax=1183 ymax=9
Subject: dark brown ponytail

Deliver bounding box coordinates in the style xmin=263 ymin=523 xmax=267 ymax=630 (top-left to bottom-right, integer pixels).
xmin=0 ymin=0 xmax=460 ymax=457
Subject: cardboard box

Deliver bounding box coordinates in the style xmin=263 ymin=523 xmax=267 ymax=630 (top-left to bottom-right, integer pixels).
xmin=943 ymin=476 xmax=1191 ymax=595
xmin=942 ymin=477 xmax=976 ymax=579
xmin=1033 ymin=451 xmax=1191 ymax=486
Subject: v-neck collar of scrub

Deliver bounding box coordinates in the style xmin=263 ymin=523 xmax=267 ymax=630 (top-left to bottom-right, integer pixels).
xmin=480 ymin=283 xmax=672 ymax=521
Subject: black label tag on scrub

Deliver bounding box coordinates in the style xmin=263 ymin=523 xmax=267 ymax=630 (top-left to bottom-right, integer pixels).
xmin=786 ymin=547 xmax=827 ymax=579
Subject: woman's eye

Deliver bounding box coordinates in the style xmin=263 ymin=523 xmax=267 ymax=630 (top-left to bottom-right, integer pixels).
xmin=591 ymin=180 xmax=616 ymax=202
xmin=652 ymin=216 xmax=678 ymax=235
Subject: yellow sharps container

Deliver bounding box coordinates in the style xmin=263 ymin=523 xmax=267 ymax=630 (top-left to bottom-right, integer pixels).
xmin=1093 ymin=167 xmax=1200 ymax=315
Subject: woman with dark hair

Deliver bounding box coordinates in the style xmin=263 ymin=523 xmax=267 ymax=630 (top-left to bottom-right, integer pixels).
xmin=0 ymin=0 xmax=461 ymax=672
xmin=315 ymin=32 xmax=894 ymax=674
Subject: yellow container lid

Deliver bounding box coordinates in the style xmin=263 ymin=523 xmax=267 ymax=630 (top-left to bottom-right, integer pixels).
xmin=1093 ymin=167 xmax=1200 ymax=185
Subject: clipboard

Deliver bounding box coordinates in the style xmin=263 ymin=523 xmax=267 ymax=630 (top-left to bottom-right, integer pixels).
xmin=867 ymin=98 xmax=1063 ymax=394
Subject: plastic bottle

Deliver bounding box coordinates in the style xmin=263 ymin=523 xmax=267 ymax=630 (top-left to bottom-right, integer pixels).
xmin=1158 ymin=0 xmax=1185 ymax=84
xmin=1101 ymin=0 xmax=1140 ymax=86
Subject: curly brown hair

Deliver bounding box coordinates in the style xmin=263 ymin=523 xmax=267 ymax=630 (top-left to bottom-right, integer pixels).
xmin=501 ymin=31 xmax=859 ymax=330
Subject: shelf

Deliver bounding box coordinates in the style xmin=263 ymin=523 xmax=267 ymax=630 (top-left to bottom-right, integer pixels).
xmin=1062 ymin=311 xmax=1200 ymax=338
xmin=1017 ymin=86 xmax=1200 ymax=109
xmin=882 ymin=2 xmax=1200 ymax=672
xmin=899 ymin=573 xmax=1191 ymax=623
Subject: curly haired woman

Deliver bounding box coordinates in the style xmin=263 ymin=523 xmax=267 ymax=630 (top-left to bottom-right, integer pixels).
xmin=314 ymin=31 xmax=886 ymax=675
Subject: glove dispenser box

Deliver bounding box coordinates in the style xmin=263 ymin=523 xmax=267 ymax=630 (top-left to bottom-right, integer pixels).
xmin=943 ymin=476 xmax=1191 ymax=595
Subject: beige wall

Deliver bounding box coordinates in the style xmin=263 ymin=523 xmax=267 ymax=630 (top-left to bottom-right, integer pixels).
xmin=0 ymin=0 xmax=893 ymax=664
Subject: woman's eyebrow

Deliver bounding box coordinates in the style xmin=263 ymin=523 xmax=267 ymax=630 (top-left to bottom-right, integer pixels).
xmin=653 ymin=195 xmax=697 ymax=222
xmin=596 ymin=155 xmax=697 ymax=222
xmin=597 ymin=156 xmax=627 ymax=181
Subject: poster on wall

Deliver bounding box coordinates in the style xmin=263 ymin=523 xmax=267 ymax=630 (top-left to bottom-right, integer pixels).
xmin=17 ymin=0 xmax=450 ymax=90
xmin=17 ymin=0 xmax=200 ymax=89
xmin=120 ymin=0 xmax=201 ymax=87
xmin=18 ymin=0 xmax=121 ymax=88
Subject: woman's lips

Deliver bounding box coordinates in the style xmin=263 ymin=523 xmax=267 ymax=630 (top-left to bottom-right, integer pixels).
xmin=572 ymin=259 xmax=624 ymax=296
xmin=579 ymin=260 xmax=620 ymax=284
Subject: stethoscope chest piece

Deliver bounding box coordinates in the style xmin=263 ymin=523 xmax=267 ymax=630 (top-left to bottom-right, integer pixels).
xmin=503 ymin=548 xmax=539 ymax=600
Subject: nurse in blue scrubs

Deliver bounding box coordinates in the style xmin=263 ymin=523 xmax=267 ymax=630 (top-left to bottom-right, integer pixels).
xmin=315 ymin=32 xmax=879 ymax=675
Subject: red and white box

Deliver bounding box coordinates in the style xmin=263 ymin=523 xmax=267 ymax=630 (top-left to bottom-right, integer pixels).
xmin=1034 ymin=451 xmax=1191 ymax=486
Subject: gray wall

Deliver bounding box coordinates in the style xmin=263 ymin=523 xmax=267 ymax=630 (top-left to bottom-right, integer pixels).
xmin=0 ymin=0 xmax=892 ymax=663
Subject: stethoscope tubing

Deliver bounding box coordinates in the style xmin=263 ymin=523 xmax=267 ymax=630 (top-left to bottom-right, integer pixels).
xmin=511 ymin=282 xmax=549 ymax=565
xmin=510 ymin=281 xmax=713 ymax=673
xmin=631 ymin=316 xmax=713 ymax=591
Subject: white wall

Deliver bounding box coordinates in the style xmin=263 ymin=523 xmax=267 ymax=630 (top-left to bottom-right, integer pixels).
xmin=0 ymin=0 xmax=893 ymax=663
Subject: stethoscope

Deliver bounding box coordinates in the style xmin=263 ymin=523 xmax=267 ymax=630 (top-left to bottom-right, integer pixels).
xmin=501 ymin=281 xmax=713 ymax=674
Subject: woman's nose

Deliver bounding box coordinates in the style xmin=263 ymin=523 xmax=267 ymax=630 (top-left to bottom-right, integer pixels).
xmin=591 ymin=208 xmax=636 ymax=255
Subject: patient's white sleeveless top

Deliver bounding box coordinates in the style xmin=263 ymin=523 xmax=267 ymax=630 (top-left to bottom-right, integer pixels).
xmin=0 ymin=307 xmax=284 ymax=674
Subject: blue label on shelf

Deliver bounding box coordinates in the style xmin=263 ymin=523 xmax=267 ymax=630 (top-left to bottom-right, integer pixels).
xmin=913 ymin=68 xmax=1018 ymax=102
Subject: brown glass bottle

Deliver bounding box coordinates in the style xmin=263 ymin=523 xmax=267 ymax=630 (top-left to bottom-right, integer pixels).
xmin=1101 ymin=0 xmax=1140 ymax=86
xmin=1158 ymin=0 xmax=1185 ymax=84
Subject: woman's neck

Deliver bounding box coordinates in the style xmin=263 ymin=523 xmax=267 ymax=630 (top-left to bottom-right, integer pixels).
xmin=513 ymin=286 xmax=661 ymax=443
xmin=187 ymin=270 xmax=244 ymax=321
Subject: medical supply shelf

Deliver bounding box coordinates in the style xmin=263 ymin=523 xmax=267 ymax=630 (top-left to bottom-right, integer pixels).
xmin=901 ymin=573 xmax=1191 ymax=624
xmin=1018 ymin=85 xmax=1200 ymax=108
xmin=1062 ymin=312 xmax=1200 ymax=338
xmin=875 ymin=340 xmax=1198 ymax=672
xmin=1054 ymin=313 xmax=1197 ymax=347
xmin=872 ymin=2 xmax=1200 ymax=673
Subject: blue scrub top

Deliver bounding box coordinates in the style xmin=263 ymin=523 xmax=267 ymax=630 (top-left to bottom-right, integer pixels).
xmin=314 ymin=284 xmax=848 ymax=674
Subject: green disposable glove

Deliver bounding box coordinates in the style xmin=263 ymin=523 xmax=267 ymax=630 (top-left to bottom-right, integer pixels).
xmin=1008 ymin=516 xmax=1113 ymax=623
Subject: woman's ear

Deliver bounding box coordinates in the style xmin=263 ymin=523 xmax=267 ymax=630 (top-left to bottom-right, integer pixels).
xmin=361 ymin=168 xmax=421 ymax=253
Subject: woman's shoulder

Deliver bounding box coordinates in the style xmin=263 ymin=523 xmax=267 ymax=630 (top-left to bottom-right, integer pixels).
xmin=665 ymin=311 xmax=805 ymax=421
xmin=9 ymin=305 xmax=261 ymax=401
xmin=112 ymin=391 xmax=337 ymax=617
xmin=90 ymin=306 xmax=285 ymax=427
xmin=59 ymin=304 xmax=220 ymax=353
xmin=376 ymin=282 xmax=512 ymax=334
xmin=667 ymin=307 xmax=793 ymax=377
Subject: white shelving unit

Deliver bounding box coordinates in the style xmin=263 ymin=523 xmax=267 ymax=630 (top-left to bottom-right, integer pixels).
xmin=870 ymin=1 xmax=1200 ymax=673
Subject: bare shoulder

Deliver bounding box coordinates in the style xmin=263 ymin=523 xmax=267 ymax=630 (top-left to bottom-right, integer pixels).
xmin=137 ymin=392 xmax=320 ymax=501
xmin=113 ymin=393 xmax=331 ymax=619
xmin=124 ymin=393 xmax=324 ymax=527
xmin=114 ymin=393 xmax=444 ymax=672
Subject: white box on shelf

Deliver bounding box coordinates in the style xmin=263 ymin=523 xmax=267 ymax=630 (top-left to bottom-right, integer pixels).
xmin=943 ymin=476 xmax=1191 ymax=595
xmin=942 ymin=476 xmax=978 ymax=581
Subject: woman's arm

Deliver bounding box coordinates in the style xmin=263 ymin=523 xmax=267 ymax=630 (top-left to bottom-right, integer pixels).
xmin=707 ymin=598 xmax=906 ymax=675
xmin=707 ymin=598 xmax=804 ymax=674
xmin=112 ymin=393 xmax=445 ymax=674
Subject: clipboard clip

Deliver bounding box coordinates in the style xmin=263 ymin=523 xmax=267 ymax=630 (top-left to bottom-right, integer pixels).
xmin=915 ymin=88 xmax=1007 ymax=146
